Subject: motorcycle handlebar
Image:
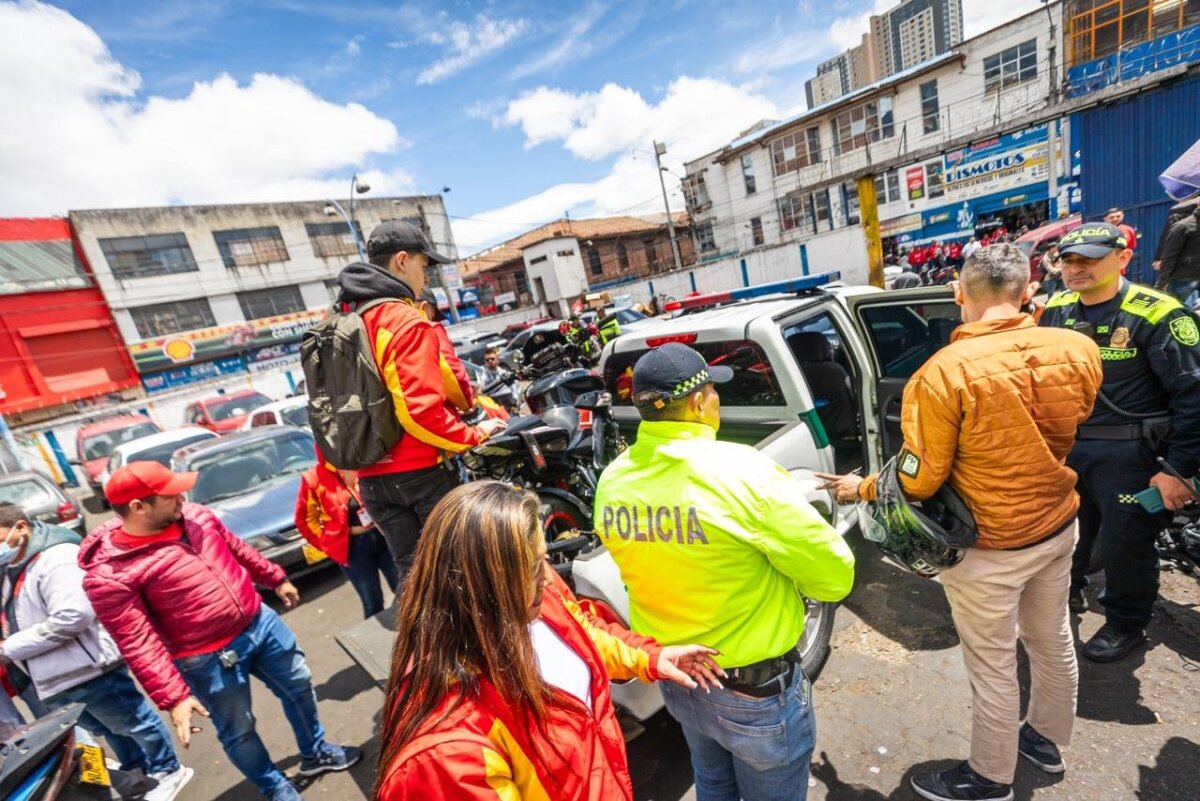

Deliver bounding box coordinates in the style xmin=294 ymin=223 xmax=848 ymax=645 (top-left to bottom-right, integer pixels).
xmin=546 ymin=534 xmax=593 ymax=555
xmin=481 ymin=372 xmax=517 ymax=395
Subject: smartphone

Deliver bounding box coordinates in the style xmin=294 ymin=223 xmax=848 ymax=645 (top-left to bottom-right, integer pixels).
xmin=1133 ymin=487 xmax=1165 ymax=514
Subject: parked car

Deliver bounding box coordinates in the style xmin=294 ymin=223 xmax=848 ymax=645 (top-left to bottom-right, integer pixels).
xmin=0 ymin=470 xmax=84 ymax=533
xmin=97 ymin=427 xmax=219 ymax=503
xmin=1015 ymin=215 xmax=1081 ymax=280
xmin=183 ymin=390 xmax=273 ymax=433
xmin=581 ymin=305 xmax=658 ymax=336
xmin=240 ymin=396 xmax=310 ymax=431
xmin=499 ymin=317 xmax=554 ymax=344
xmin=452 ymin=330 xmax=507 ymax=364
xmin=74 ymin=414 xmax=160 ymax=499
xmin=172 ymin=427 xmax=326 ymax=577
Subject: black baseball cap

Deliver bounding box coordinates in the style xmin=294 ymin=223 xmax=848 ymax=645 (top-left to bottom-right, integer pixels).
xmin=1057 ymin=222 xmax=1128 ymax=259
xmin=632 ymin=343 xmax=733 ymax=409
xmin=366 ymin=220 xmax=452 ymax=264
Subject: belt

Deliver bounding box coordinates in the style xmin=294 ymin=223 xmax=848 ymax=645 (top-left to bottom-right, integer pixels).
xmin=1076 ymin=419 xmax=1169 ymax=441
xmin=723 ymin=648 xmax=801 ymax=697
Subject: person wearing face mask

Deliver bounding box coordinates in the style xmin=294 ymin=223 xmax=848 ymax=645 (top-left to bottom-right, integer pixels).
xmin=595 ymin=344 xmax=856 ymax=801
xmin=0 ymin=502 xmax=192 ymax=801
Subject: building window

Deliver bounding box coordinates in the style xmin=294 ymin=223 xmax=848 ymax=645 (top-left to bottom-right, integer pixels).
xmin=842 ymin=182 xmax=861 ymax=225
xmin=779 ymin=192 xmax=810 ymax=233
xmin=305 ymin=221 xmax=362 ymax=259
xmin=528 ymin=254 xmax=548 ymax=265
xmin=873 ymin=170 xmax=903 ymax=204
xmin=920 ymin=80 xmax=940 ymax=134
xmin=741 ymin=154 xmax=757 ymax=195
xmin=750 ymin=217 xmax=765 ymax=246
xmin=1067 ymin=0 xmax=1191 ymax=67
xmin=683 ymin=172 xmax=710 ymax=209
xmin=926 ymin=161 xmax=945 ymax=198
xmin=99 ymin=233 xmax=197 ymax=280
xmin=831 ymin=97 xmax=894 ymax=156
xmin=213 ymin=227 xmax=290 ymax=268
xmin=236 ymin=285 xmax=306 ymax=321
xmin=695 ymin=222 xmax=717 ymax=253
xmin=770 ymin=126 xmax=822 ymax=176
xmin=617 ymin=242 xmax=631 ymax=270
xmin=812 ymin=190 xmax=832 ymax=232
xmin=556 ymin=249 xmax=576 ymax=257
xmin=643 ymin=239 xmax=660 ymax=271
xmin=587 ymin=248 xmax=604 ymax=277
xmin=130 ymin=298 xmax=216 ymax=338
xmin=983 ymin=39 xmax=1038 ymax=93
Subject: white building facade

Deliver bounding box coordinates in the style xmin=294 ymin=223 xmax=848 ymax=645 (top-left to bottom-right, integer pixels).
xmin=683 ymin=2 xmax=1075 ymax=285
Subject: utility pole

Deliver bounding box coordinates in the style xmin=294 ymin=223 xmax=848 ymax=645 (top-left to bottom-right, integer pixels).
xmin=1042 ymin=0 xmax=1060 ymax=213
xmin=857 ymin=175 xmax=884 ymax=288
xmin=653 ymin=141 xmax=685 ymax=274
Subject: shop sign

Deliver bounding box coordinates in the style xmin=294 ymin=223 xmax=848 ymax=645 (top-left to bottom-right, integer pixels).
xmin=247 ymin=341 xmax=302 ymax=372
xmin=142 ymin=354 xmax=246 ymax=395
xmin=128 ymin=308 xmax=327 ymax=374
xmin=936 ymin=124 xmax=1049 ymax=203
xmin=493 ymin=291 xmax=517 ymax=306
xmin=906 ymin=166 xmax=926 ymax=201
xmin=879 ymin=213 xmax=923 ymax=237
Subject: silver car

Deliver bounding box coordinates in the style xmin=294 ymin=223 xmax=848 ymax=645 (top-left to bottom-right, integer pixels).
xmin=0 ymin=471 xmax=84 ymax=533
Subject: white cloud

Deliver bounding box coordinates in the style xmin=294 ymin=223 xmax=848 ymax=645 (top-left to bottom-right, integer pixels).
xmin=0 ymin=2 xmax=411 ymax=216
xmin=455 ymin=76 xmax=779 ymax=252
xmin=508 ymin=3 xmax=609 ymax=81
xmin=416 ymin=15 xmax=528 ymax=85
xmin=962 ymin=0 xmax=1046 ymax=39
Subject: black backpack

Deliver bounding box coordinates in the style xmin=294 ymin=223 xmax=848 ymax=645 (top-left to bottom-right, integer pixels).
xmin=302 ymin=298 xmax=403 ymax=469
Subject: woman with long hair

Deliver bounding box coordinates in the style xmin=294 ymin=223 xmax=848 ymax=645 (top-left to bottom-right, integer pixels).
xmin=375 ymin=481 xmax=722 ymax=800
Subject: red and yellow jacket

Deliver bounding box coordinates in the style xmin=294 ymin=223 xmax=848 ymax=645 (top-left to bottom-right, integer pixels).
xmin=359 ymin=299 xmax=486 ymax=475
xmin=294 ymin=461 xmax=353 ymax=566
xmin=377 ymin=568 xmax=664 ymax=800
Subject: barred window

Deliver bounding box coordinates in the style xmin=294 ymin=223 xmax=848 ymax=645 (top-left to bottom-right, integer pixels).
xmin=750 ymin=217 xmax=765 ymax=246
xmin=770 ymin=126 xmax=822 ymax=176
xmin=920 ymin=80 xmax=940 ymax=134
xmin=778 ymin=192 xmax=808 ymax=232
xmin=213 ymin=227 xmax=289 ymax=268
xmin=130 ymin=298 xmax=215 ymax=338
xmin=831 ymin=97 xmax=894 ymax=156
xmin=305 ymin=221 xmax=363 ymax=259
xmin=237 ymin=285 xmax=305 ymax=320
xmin=983 ymin=39 xmax=1037 ymax=93
xmin=99 ymin=233 xmax=197 ymax=279
xmin=695 ymin=222 xmax=717 ymax=252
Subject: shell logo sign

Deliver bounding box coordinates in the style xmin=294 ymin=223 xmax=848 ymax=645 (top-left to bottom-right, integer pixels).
xmin=163 ymin=339 xmax=196 ymax=364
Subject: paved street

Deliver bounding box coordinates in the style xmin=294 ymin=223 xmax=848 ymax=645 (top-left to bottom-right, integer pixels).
xmin=76 ymin=501 xmax=1199 ymax=800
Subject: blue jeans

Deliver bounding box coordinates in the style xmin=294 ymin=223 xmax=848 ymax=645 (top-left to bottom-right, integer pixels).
xmin=1166 ymin=279 xmax=1198 ymax=308
xmin=341 ymin=530 xmax=400 ymax=618
xmin=175 ymin=607 xmax=325 ymax=797
xmin=44 ymin=667 xmax=178 ymax=776
xmin=660 ymin=664 xmax=816 ymax=801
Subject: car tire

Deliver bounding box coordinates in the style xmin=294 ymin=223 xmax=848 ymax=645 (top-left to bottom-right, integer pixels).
xmin=799 ymin=600 xmax=837 ymax=680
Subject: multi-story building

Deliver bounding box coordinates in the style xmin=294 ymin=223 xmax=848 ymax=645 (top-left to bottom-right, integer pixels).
xmin=460 ymin=214 xmax=693 ymax=314
xmin=805 ymin=34 xmax=883 ymax=108
xmin=70 ymin=196 xmax=455 ymax=393
xmin=684 ymin=2 xmax=1071 ymax=284
xmin=0 ymin=218 xmax=140 ymax=425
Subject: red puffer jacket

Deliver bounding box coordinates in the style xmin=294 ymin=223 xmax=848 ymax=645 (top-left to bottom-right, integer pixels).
xmin=78 ymin=503 xmax=287 ymax=710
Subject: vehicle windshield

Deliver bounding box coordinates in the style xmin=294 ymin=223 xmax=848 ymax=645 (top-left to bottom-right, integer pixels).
xmin=128 ymin=433 xmax=216 ymax=467
xmin=0 ymin=479 xmax=53 ymax=507
xmin=1015 ymin=240 xmax=1036 ymax=257
xmin=280 ymin=405 xmax=310 ymax=427
xmin=82 ymin=422 xmax=159 ymax=460
xmin=605 ymin=340 xmax=786 ymax=407
xmin=206 ymin=393 xmax=272 ymax=421
xmin=615 ymin=308 xmax=646 ymax=324
xmin=185 ymin=431 xmax=316 ymax=504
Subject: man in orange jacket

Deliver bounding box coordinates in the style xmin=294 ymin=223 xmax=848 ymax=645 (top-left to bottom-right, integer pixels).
xmin=334 ymin=221 xmax=505 ymax=586
xmin=820 ymin=244 xmax=1102 ymax=801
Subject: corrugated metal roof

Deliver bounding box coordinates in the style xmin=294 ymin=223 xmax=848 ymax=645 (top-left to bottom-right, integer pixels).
xmin=0 ymin=240 xmax=90 ymax=295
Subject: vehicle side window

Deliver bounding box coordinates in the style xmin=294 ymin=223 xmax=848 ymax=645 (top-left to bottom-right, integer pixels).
xmin=604 ymin=340 xmax=786 ymax=407
xmin=186 ymin=405 xmax=203 ymax=424
xmin=858 ymin=303 xmax=960 ymax=379
xmin=251 ymin=411 xmax=273 ymax=427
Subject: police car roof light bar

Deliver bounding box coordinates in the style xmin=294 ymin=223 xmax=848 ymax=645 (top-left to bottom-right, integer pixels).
xmin=663 ymin=272 xmax=841 ymax=313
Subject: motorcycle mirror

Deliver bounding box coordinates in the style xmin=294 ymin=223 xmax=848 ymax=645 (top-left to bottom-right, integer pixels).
xmin=513 ymin=351 xmax=525 ymax=365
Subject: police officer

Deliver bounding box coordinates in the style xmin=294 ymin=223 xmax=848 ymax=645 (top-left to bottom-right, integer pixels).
xmin=1040 ymin=222 xmax=1200 ymax=662
xmin=596 ymin=307 xmax=621 ymax=346
xmin=593 ymin=344 xmax=855 ymax=801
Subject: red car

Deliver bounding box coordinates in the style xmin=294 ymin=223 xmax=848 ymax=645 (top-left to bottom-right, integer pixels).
xmin=75 ymin=414 xmax=160 ymax=500
xmin=184 ymin=390 xmax=273 ymax=433
xmin=1016 ymin=216 xmax=1082 ymax=280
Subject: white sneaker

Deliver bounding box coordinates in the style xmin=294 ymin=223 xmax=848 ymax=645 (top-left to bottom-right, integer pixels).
xmin=144 ymin=766 xmax=194 ymax=801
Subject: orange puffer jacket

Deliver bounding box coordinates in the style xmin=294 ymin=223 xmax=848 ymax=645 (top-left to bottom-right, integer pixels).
xmin=861 ymin=314 xmax=1102 ymax=549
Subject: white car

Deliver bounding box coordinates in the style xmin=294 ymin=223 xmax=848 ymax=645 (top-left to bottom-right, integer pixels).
xmin=99 ymin=427 xmax=220 ymax=496
xmin=240 ymin=396 xmax=311 ymax=431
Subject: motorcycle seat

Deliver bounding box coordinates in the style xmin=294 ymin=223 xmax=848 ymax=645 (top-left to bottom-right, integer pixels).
xmin=501 ymin=415 xmax=545 ymax=435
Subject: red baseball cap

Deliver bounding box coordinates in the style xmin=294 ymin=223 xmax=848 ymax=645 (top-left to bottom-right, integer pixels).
xmin=105 ymin=462 xmax=197 ymax=505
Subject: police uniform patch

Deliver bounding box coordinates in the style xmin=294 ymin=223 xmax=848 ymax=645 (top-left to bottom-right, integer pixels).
xmin=1169 ymin=315 xmax=1199 ymax=347
xmin=899 ymin=449 xmax=921 ymax=478
xmin=1109 ymin=326 xmax=1130 ymax=348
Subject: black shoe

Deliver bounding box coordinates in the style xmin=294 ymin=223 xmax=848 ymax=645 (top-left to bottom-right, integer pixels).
xmin=1068 ymin=588 xmax=1087 ymax=614
xmin=1018 ymin=723 xmax=1064 ymax=774
xmin=911 ymin=761 xmax=1013 ymax=801
xmin=298 ymin=743 xmax=362 ymax=777
xmin=1081 ymin=624 xmax=1146 ymax=663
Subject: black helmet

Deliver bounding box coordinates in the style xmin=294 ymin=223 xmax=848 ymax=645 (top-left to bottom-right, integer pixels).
xmin=857 ymin=457 xmax=977 ymax=578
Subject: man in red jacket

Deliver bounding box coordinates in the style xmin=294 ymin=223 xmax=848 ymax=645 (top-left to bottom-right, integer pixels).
xmin=79 ymin=462 xmax=361 ymax=801
xmin=335 ymin=221 xmax=504 ymax=586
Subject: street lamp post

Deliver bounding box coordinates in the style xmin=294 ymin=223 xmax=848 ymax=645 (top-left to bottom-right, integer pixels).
xmin=325 ymin=172 xmax=372 ymax=262
xmin=653 ymin=141 xmax=685 ymax=274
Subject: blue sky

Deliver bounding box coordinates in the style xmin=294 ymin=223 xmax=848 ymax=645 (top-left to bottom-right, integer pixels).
xmin=0 ymin=0 xmax=1040 ymax=252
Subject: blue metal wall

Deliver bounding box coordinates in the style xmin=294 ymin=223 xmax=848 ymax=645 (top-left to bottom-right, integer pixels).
xmin=1076 ymin=73 xmax=1200 ymax=285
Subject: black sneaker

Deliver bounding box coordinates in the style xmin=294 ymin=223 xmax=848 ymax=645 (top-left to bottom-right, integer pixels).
xmin=1018 ymin=723 xmax=1064 ymax=773
xmin=1081 ymin=624 xmax=1146 ymax=663
xmin=911 ymin=761 xmax=1013 ymax=801
xmin=298 ymin=743 xmax=363 ymax=777
xmin=1068 ymin=588 xmax=1087 ymax=614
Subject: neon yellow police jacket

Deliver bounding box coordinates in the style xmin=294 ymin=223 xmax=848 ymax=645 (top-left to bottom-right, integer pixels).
xmin=593 ymin=420 xmax=855 ymax=668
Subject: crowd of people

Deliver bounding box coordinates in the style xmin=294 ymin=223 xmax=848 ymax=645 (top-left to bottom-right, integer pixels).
xmin=0 ymin=215 xmax=1196 ymax=801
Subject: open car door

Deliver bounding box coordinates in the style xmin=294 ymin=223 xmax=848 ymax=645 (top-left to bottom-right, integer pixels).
xmin=842 ymin=286 xmax=960 ymax=472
